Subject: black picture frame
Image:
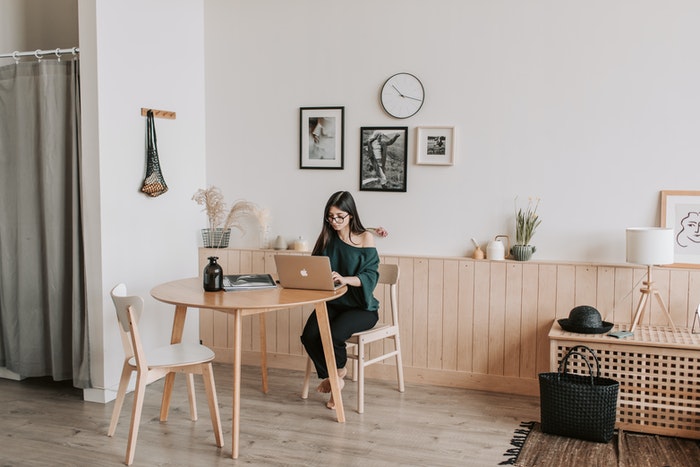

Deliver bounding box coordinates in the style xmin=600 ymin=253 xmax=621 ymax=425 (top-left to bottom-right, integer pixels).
xmin=299 ymin=106 xmax=344 ymax=169
xmin=360 ymin=127 xmax=408 ymax=192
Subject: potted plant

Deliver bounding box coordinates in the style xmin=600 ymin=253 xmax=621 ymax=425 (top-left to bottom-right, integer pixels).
xmin=192 ymin=186 xmax=270 ymax=248
xmin=512 ymin=197 xmax=542 ymax=261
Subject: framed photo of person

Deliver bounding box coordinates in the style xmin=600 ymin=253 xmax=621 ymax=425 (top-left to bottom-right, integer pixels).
xmin=660 ymin=190 xmax=700 ymax=267
xmin=416 ymin=126 xmax=455 ymax=165
xmin=299 ymin=107 xmax=344 ymax=169
xmin=360 ymin=126 xmax=408 ymax=192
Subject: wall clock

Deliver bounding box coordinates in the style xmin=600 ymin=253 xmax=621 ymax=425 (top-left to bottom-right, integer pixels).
xmin=380 ymin=72 xmax=424 ymax=119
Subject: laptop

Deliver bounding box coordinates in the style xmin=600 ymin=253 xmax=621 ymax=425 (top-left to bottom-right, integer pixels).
xmin=274 ymin=255 xmax=343 ymax=291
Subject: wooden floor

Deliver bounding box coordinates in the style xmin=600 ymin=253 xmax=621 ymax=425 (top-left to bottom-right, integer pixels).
xmin=0 ymin=363 xmax=540 ymax=466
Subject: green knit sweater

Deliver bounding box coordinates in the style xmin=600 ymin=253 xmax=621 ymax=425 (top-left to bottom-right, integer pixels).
xmin=321 ymin=234 xmax=380 ymax=311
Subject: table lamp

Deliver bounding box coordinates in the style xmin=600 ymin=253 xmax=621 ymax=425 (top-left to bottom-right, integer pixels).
xmin=626 ymin=227 xmax=676 ymax=332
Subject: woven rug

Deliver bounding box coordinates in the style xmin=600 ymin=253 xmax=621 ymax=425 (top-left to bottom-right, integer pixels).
xmin=500 ymin=422 xmax=700 ymax=466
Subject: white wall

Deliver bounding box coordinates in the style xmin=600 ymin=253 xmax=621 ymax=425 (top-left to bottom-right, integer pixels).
xmin=78 ymin=0 xmax=206 ymax=402
xmin=0 ymin=0 xmax=78 ymax=52
xmin=204 ymin=0 xmax=700 ymax=263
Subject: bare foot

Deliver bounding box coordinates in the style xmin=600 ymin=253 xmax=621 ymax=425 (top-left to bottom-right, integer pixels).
xmin=316 ymin=378 xmax=331 ymax=393
xmin=316 ymin=367 xmax=347 ymax=394
xmin=326 ymin=377 xmax=345 ymax=409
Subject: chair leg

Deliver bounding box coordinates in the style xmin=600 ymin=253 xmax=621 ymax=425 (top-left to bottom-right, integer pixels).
xmin=394 ymin=336 xmax=405 ymax=393
xmin=108 ymin=363 xmax=132 ymax=437
xmin=125 ymin=372 xmax=148 ymax=466
xmin=357 ymin=340 xmax=365 ymax=414
xmin=185 ymin=373 xmax=198 ymax=421
xmin=301 ymin=357 xmax=313 ymax=399
xmin=349 ymin=343 xmax=359 ymax=382
xmin=159 ymin=371 xmax=176 ymax=422
xmin=202 ymin=363 xmax=224 ymax=448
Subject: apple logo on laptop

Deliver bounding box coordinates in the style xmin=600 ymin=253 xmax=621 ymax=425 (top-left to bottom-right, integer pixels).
xmin=299 ymin=268 xmax=308 ymax=277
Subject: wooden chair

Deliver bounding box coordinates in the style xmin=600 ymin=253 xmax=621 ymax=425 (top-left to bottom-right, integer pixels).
xmin=108 ymin=284 xmax=223 ymax=465
xmin=301 ymin=263 xmax=405 ymax=413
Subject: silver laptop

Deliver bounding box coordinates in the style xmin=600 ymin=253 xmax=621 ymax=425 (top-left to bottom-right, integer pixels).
xmin=274 ymin=255 xmax=342 ymax=291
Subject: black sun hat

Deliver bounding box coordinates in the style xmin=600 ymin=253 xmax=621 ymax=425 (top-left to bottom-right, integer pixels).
xmin=558 ymin=305 xmax=613 ymax=334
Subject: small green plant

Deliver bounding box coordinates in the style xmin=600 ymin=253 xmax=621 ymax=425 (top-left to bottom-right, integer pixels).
xmin=514 ymin=197 xmax=542 ymax=245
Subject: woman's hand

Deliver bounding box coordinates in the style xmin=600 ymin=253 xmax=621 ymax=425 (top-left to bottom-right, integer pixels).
xmin=331 ymin=271 xmax=361 ymax=287
xmin=368 ymin=226 xmax=388 ymax=238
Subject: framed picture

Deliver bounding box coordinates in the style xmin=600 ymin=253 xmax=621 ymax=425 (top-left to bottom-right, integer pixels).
xmin=416 ymin=126 xmax=455 ymax=165
xmin=299 ymin=107 xmax=344 ymax=169
xmin=660 ymin=190 xmax=700 ymax=267
xmin=360 ymin=127 xmax=408 ymax=192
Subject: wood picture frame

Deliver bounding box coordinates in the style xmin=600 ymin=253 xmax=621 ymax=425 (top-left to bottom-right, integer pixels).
xmin=416 ymin=126 xmax=455 ymax=165
xmin=360 ymin=126 xmax=408 ymax=192
xmin=660 ymin=190 xmax=700 ymax=267
xmin=299 ymin=106 xmax=344 ymax=169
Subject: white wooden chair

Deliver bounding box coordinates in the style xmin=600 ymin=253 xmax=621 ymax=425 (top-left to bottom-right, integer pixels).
xmin=301 ymin=263 xmax=405 ymax=413
xmin=108 ymin=283 xmax=223 ymax=465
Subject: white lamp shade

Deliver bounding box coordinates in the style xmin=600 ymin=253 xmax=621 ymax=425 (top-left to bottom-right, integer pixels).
xmin=626 ymin=227 xmax=674 ymax=265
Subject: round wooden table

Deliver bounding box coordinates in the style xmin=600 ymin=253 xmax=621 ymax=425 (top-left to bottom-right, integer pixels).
xmin=151 ymin=277 xmax=347 ymax=459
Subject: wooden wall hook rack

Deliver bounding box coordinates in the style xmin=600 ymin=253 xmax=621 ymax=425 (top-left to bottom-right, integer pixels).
xmin=141 ymin=108 xmax=176 ymax=119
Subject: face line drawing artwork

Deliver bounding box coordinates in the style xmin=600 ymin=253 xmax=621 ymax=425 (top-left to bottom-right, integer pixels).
xmin=676 ymin=211 xmax=700 ymax=248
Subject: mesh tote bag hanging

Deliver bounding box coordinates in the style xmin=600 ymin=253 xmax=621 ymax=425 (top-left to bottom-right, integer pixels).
xmin=140 ymin=110 xmax=168 ymax=197
xmin=539 ymin=345 xmax=619 ymax=443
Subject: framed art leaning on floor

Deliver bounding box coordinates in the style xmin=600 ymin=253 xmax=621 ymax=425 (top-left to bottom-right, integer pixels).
xmin=360 ymin=126 xmax=407 ymax=192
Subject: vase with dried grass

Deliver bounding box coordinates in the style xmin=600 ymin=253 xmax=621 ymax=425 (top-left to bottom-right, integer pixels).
xmin=192 ymin=186 xmax=270 ymax=249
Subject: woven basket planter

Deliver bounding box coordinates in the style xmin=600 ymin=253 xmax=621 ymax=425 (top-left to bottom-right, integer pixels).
xmin=201 ymin=228 xmax=231 ymax=248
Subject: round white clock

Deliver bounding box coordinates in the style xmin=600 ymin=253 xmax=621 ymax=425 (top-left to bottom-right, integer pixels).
xmin=380 ymin=72 xmax=425 ymax=119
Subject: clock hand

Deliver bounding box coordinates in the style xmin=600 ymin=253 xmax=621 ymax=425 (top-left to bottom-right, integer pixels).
xmin=392 ymin=84 xmax=421 ymax=101
xmin=391 ymin=84 xmax=405 ymax=97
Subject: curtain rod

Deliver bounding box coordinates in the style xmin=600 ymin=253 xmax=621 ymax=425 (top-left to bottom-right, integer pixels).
xmin=0 ymin=47 xmax=79 ymax=60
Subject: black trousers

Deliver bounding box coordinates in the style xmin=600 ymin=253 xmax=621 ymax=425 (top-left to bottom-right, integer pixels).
xmin=300 ymin=304 xmax=378 ymax=379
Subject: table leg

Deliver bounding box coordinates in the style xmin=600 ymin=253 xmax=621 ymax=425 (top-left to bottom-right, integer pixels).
xmin=259 ymin=314 xmax=269 ymax=394
xmin=161 ymin=304 xmax=188 ymax=421
xmin=315 ymin=301 xmax=345 ymax=423
xmin=232 ymin=309 xmax=242 ymax=459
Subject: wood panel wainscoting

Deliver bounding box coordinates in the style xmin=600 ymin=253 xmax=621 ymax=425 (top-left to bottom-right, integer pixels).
xmin=198 ymin=248 xmax=700 ymax=397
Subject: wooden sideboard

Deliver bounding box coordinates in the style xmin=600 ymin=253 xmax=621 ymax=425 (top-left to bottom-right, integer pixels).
xmin=198 ymin=248 xmax=700 ymax=397
xmin=549 ymin=322 xmax=700 ymax=439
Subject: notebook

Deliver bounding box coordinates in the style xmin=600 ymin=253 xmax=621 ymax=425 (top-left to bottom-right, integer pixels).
xmin=274 ymin=255 xmax=342 ymax=291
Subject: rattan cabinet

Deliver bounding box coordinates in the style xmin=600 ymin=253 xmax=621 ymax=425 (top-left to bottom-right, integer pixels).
xmin=549 ymin=322 xmax=700 ymax=439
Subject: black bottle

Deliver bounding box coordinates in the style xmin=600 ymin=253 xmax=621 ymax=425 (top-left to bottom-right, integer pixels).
xmin=203 ymin=256 xmax=223 ymax=291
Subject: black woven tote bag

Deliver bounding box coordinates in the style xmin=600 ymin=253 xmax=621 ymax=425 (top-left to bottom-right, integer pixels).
xmin=140 ymin=110 xmax=168 ymax=197
xmin=539 ymin=345 xmax=619 ymax=443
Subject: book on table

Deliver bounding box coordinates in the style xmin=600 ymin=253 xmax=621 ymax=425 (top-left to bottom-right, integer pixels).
xmin=222 ymin=274 xmax=277 ymax=291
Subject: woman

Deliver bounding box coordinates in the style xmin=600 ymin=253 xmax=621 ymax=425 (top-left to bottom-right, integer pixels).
xmin=300 ymin=191 xmax=381 ymax=409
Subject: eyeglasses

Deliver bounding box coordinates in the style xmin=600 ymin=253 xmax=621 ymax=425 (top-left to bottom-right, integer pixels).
xmin=326 ymin=213 xmax=349 ymax=224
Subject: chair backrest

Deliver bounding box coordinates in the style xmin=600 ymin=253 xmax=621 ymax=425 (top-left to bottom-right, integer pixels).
xmin=378 ymin=263 xmax=399 ymax=286
xmin=110 ymin=283 xmax=146 ymax=365
xmin=377 ymin=264 xmax=400 ymax=326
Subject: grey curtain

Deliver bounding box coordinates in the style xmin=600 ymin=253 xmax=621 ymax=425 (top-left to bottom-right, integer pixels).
xmin=0 ymin=59 xmax=89 ymax=388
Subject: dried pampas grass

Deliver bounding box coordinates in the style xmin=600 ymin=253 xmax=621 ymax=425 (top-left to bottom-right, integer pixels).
xmin=192 ymin=186 xmax=270 ymax=241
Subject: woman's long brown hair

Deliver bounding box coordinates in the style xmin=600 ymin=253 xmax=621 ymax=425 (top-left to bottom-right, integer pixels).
xmin=312 ymin=191 xmax=367 ymax=256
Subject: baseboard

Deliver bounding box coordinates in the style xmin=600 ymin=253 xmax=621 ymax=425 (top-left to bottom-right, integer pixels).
xmin=211 ymin=348 xmax=540 ymax=397
xmin=83 ymin=387 xmax=118 ymax=404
